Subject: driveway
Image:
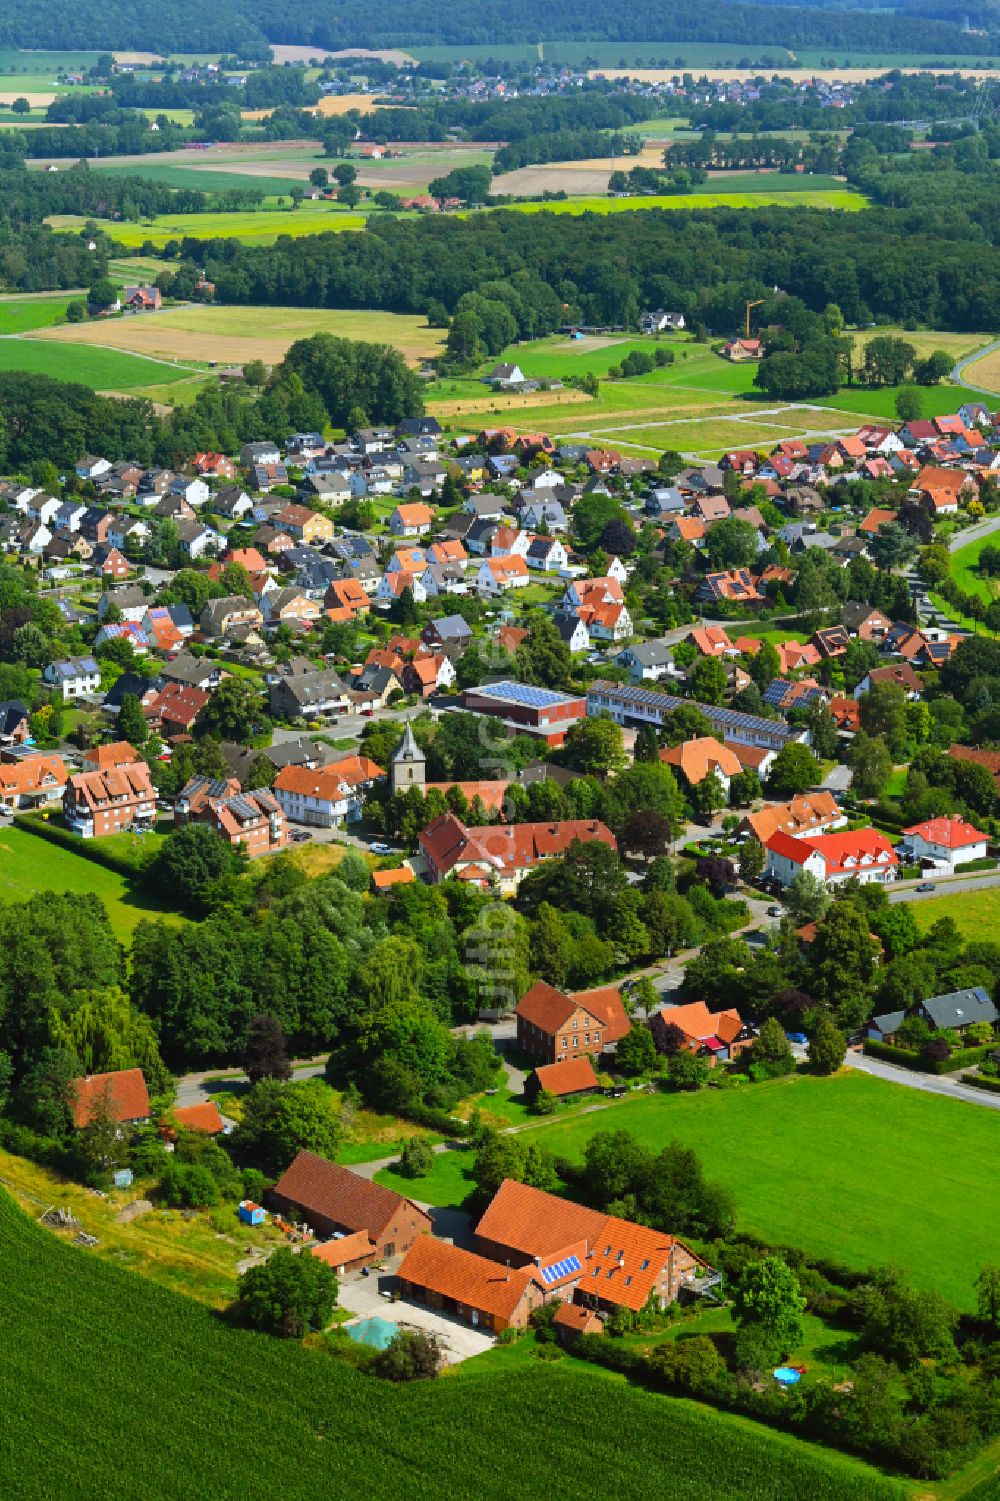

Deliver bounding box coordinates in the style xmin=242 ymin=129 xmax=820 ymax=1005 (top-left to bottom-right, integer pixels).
xmin=337 ymin=1267 xmax=495 ymax=1363
xmin=844 ymin=1048 xmax=1000 ymax=1112
xmin=822 ymin=764 xmax=852 ymax=792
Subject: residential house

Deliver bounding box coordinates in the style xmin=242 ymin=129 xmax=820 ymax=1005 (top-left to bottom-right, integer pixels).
xmin=212 ymin=485 xmax=255 ymax=521
xmin=260 ymin=589 xmax=321 ymax=630
xmin=854 ymin=662 xmax=923 ymax=699
xmin=63 ymin=762 xmax=156 ymax=838
xmin=42 ymin=656 xmax=100 ymax=699
xmin=515 ymin=980 xmax=630 ymax=1064
xmin=97 ymin=585 xmax=149 ymax=624
xmin=82 ymin=741 xmax=139 ymax=774
xmin=390 ymin=502 xmax=435 ymax=537
xmin=123 ymin=284 xmax=161 ymax=311
xmin=697 ymin=569 xmax=764 ymax=606
xmin=842 ymin=602 xmax=893 ymax=641
xmin=914 ymin=987 xmax=998 ymax=1036
xmin=0 ymin=701 xmax=30 ymax=745
xmin=269 ymin=1151 xmax=431 ymax=1255
xmin=483 ymin=362 xmax=527 ymax=388
xmin=659 ymin=736 xmax=743 ymax=798
xmin=899 ymin=815 xmax=988 ymax=873
xmin=268 ymin=668 xmax=349 ymax=721
xmin=146 ymin=682 xmax=210 ymax=737
xmin=477 ymin=555 xmax=530 ymax=597
xmin=649 ymin=1000 xmax=755 ymax=1066
xmin=615 ymin=640 xmax=679 ymax=683
xmin=473 ymin=1179 xmax=711 ymax=1316
xmin=404 ymin=652 xmax=455 ymax=698
xmin=70 ymin=1068 xmax=150 ymax=1129
xmin=553 ymin=611 xmax=591 ymax=654
xmin=175 ymin=776 xmax=287 ymax=857
xmin=273 ymin=755 xmax=385 ymax=827
xmin=200 ymin=596 xmax=264 ymax=639
xmin=272 ymin=504 xmax=334 ymax=546
xmin=723 ymin=337 xmax=762 ymax=361
xmin=0 ymin=753 xmax=68 ymax=811
xmin=912 ymin=465 xmax=975 ymax=514
xmin=419 ymin=812 xmax=617 ymax=894
xmin=193 ymin=452 xmax=235 ymax=480
xmin=240 ymin=440 xmax=280 ymax=467
xmin=765 ymin=827 xmax=898 ymax=888
xmin=422 ymin=615 xmax=473 ymax=658
xmin=526 ymin=536 xmax=568 ymax=572
xmin=173 ymin=519 xmax=222 ymax=560
xmin=741 ymin=791 xmax=845 ymax=845
xmin=93 ymin=621 xmax=149 ymax=655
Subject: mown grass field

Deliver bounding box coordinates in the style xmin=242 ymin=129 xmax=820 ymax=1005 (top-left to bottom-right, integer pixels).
xmin=92 ymin=162 xmax=308 ymax=196
xmin=35 ymin=304 xmax=447 ymax=367
xmin=0 ymin=294 xmax=75 ymax=333
xmin=911 ymin=884 xmax=1000 ymax=941
xmin=378 ymin=1071 xmax=1000 ymax=1308
xmin=0 ymin=336 xmax=191 ymax=391
xmin=948 ymin=531 xmax=1000 ymax=603
xmin=0 ymin=1187 xmax=910 ymax=1501
xmin=0 ymin=824 xmax=183 ymax=941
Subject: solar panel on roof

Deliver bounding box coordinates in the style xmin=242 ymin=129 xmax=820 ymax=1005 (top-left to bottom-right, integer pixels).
xmin=540 ymin=1254 xmax=582 ymax=1285
xmin=476 ymin=680 xmax=576 ymax=709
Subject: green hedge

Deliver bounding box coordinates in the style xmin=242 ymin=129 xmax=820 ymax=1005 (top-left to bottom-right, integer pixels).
xmin=961 ymin=1072 xmax=1000 ymax=1094
xmin=12 ymin=813 xmax=145 ymax=878
xmin=955 ymin=857 xmax=997 ymax=874
xmin=864 ymin=1038 xmax=998 ymax=1075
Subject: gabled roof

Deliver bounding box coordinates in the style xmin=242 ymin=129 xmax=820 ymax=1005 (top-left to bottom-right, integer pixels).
xmin=398 ymin=1235 xmax=541 ymax=1319
xmin=171 ymin=1101 xmax=224 ymax=1134
xmin=272 ymin=1150 xmax=427 ymax=1237
xmin=533 ymin=1057 xmax=600 ymax=1096
xmin=903 ymin=814 xmax=986 ymax=849
xmin=70 ymin=1069 xmax=149 ymax=1128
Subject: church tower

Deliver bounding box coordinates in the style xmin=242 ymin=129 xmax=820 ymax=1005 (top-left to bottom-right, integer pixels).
xmin=391 ymin=722 xmax=426 ymax=795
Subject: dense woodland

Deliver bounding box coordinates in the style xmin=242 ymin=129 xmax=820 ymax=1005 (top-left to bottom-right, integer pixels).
xmin=0 ymin=0 xmax=990 ymax=55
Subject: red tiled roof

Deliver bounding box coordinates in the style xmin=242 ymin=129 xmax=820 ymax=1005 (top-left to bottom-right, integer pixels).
xmin=903 ymin=814 xmax=986 ymax=849
xmin=420 ymin=812 xmax=615 ymax=881
xmin=571 ymin=985 xmax=630 ymax=1044
xmin=398 ymin=1235 xmax=540 ymax=1319
xmin=310 ymin=1231 xmax=376 ymax=1267
xmin=272 ymin=1151 xmax=428 ymax=1238
xmin=533 ymin=1057 xmax=599 ymax=1096
xmin=171 ymin=1102 xmax=224 ymax=1134
xmin=372 ymin=866 xmax=416 ymax=890
xmin=70 ymin=1069 xmax=149 ymax=1128
xmin=516 ymin=980 xmax=577 ymax=1033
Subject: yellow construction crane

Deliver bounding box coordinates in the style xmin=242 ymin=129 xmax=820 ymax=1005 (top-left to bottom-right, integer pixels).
xmin=745 ymin=298 xmax=764 ymax=339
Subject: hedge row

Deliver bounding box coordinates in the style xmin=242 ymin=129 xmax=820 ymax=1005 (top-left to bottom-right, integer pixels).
xmin=961 ymin=1072 xmax=1000 ymax=1094
xmin=955 ymin=857 xmax=998 ymax=874
xmin=864 ymin=1038 xmax=998 ymax=1075
xmin=11 ymin=813 xmax=147 ymax=878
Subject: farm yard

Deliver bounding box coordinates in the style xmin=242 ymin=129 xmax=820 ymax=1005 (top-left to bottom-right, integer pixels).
xmin=376 ymin=1071 xmax=1000 ymax=1310
xmin=2 ymin=1188 xmax=905 ymax=1501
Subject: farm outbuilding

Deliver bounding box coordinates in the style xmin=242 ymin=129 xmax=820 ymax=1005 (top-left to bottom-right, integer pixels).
xmin=238 ymin=1200 xmax=266 ymax=1226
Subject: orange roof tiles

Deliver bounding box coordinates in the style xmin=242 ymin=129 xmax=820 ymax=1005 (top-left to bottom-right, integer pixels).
xmin=0 ymin=753 xmax=67 ymax=797
xmin=310 ymin=1231 xmax=376 ymax=1267
xmin=659 ymin=736 xmax=743 ymax=786
xmin=744 ymin=791 xmax=841 ymax=844
xmin=371 ymin=866 xmax=416 ymax=890
xmin=274 ymin=756 xmax=385 ymax=801
xmin=903 ymin=814 xmax=986 ymax=849
xmin=398 ymin=1235 xmax=540 ymax=1320
xmin=534 ymin=1057 xmax=599 ymax=1096
xmin=171 ymin=1101 xmax=224 ymax=1134
xmin=82 ymin=741 xmax=138 ymax=772
xmin=273 ymin=1151 xmax=428 ymax=1238
xmin=70 ymin=1069 xmax=149 ymax=1128
xmin=570 ymin=985 xmax=630 ymax=1044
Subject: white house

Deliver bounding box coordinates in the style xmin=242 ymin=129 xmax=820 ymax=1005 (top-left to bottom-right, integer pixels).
xmin=899 ymin=815 xmax=988 ymax=873
xmin=554 ymin=611 xmax=591 ymax=653
xmin=477 ymin=556 xmax=530 ymax=598
xmin=580 ymin=600 xmax=633 ymax=643
xmin=526 ymin=536 xmax=568 ymax=572
xmin=376 ymin=571 xmax=429 ymax=605
xmin=483 ymin=362 xmax=526 ymax=388
xmin=606 ymin=555 xmax=629 ymax=584
xmin=272 ymin=756 xmax=385 ymax=828
xmin=43 ymin=656 xmax=101 ymax=699
xmin=615 ymin=640 xmax=680 ymax=683
xmin=171 ymin=476 xmax=211 ymax=508
xmin=765 ymin=828 xmax=899 ymax=889
xmin=106 ymin=517 xmax=151 ymax=551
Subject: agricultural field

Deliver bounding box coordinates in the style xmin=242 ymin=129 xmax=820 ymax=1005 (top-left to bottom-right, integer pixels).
xmin=501 ymin=187 xmax=868 ymax=213
xmin=0 ymin=293 xmax=77 ymax=333
xmin=955 ymin=345 xmax=1000 ymax=395
xmin=0 ymin=1188 xmax=910 ymax=1501
xmin=377 ymin=1071 xmax=1000 ymax=1308
xmin=0 ymin=824 xmax=183 ymax=942
xmin=45 ymin=204 xmax=367 ymax=247
xmin=35 ymin=304 xmax=446 ymax=368
xmin=93 ymin=162 xmax=309 ymax=196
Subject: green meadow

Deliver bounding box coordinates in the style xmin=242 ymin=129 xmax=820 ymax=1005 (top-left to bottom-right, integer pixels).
xmin=377 ymin=1071 xmax=1000 ymax=1308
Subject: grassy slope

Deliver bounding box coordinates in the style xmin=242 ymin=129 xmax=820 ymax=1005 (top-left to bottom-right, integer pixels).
xmin=0 ymin=824 xmax=183 ymax=941
xmin=0 ymin=337 xmax=190 ymax=389
xmin=0 ymin=1188 xmax=906 ymax=1501
xmin=378 ymin=1072 xmax=1000 ymax=1308
xmin=911 ymin=884 xmax=1000 ymax=941
xmin=47 ymin=206 xmax=367 ymax=246
xmin=949 ymin=532 xmax=999 ymax=604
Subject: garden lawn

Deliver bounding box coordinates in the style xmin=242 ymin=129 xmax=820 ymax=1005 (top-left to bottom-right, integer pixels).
xmin=910 ymin=884 xmax=1000 ymax=942
xmin=0 ymin=824 xmax=184 ymax=941
xmin=949 ymin=531 xmax=1000 ymax=604
xmin=378 ymin=1072 xmax=1000 ymax=1308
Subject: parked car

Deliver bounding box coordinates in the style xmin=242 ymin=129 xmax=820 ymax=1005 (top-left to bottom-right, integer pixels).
xmin=767 ymin=904 xmax=782 ymax=917
xmin=369 ymin=841 xmax=393 ymax=855
xmin=785 ymin=1032 xmax=808 ymax=1045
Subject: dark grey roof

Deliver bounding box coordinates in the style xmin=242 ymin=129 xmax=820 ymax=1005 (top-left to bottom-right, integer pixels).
xmin=921 ymin=987 xmax=998 ymax=1031
xmin=870 ymin=1010 xmax=906 ymax=1037
xmin=0 ymin=701 xmax=29 ymax=736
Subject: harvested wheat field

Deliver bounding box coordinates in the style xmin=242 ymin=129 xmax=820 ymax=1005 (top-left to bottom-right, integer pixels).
xmin=269 ymin=44 xmax=416 ymax=65
xmin=491 ymin=143 xmax=667 ymax=197
xmin=35 ymin=305 xmax=446 ymax=366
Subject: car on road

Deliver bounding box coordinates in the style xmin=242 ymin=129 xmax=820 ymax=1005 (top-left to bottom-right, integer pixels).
xmin=369 ymin=841 xmax=393 ymax=855
xmin=916 ymin=881 xmax=937 ymax=892
xmin=767 ymin=904 xmax=783 ymax=917
xmin=785 ymin=1032 xmax=808 ymax=1045
xmin=289 ymin=830 xmax=310 ymax=843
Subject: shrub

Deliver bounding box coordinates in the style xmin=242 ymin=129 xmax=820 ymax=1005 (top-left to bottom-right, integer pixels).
xmin=396 ymin=1136 xmax=434 ymax=1178
xmin=372 ymin=1328 xmax=443 ymax=1382
xmin=238 ymin=1245 xmax=337 ymax=1339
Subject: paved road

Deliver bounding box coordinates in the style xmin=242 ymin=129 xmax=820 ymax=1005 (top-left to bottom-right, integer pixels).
xmin=950 ymin=340 xmax=1000 ymax=393
xmin=173 ymin=1058 xmax=326 ymax=1111
xmin=845 ymin=1047 xmax=1000 ymax=1111
xmin=889 ymin=869 xmax=1000 ymax=905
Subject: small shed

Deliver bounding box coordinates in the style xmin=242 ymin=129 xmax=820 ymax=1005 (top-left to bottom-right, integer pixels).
xmin=238 ymin=1200 xmax=266 ymax=1226
xmin=554 ymin=1302 xmax=604 ymax=1343
xmin=113 ymin=1168 xmax=133 ymax=1189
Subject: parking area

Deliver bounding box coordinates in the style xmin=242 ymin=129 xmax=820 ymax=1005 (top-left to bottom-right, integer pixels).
xmin=337 ymin=1267 xmax=495 ymax=1364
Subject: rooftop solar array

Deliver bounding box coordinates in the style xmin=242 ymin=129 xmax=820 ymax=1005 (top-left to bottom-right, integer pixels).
xmin=474 ymin=680 xmax=579 ymax=709
xmin=540 ymin=1254 xmax=582 ymax=1285
xmin=587 ymin=682 xmax=796 ymax=740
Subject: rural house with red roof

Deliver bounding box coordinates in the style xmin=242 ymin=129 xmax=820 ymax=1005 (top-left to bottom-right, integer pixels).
xmin=70 ymin=1069 xmax=150 ymax=1130
xmin=397 ymin=1236 xmax=546 ymax=1333
xmin=273 ymin=756 xmax=385 ymax=828
xmin=649 ymin=1000 xmax=755 ymax=1067
xmin=269 ymin=1151 xmax=431 ymax=1255
xmin=515 ymin=980 xmax=629 ymax=1064
xmin=526 ymin=1056 xmax=601 ymax=1102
